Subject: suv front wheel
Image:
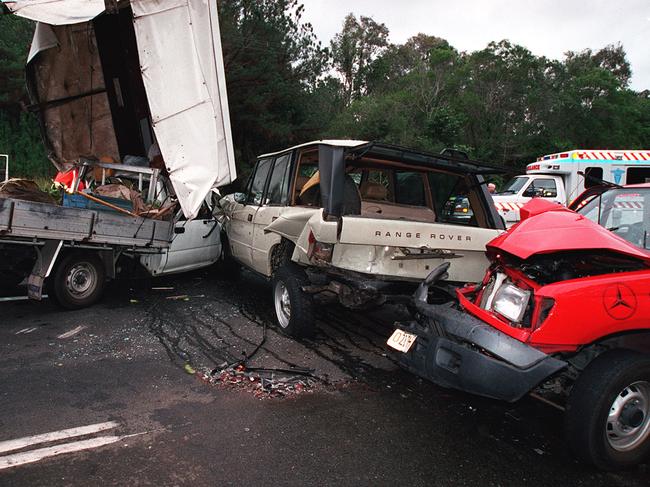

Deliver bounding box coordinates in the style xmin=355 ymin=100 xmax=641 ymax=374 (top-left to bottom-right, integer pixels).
xmin=272 ymin=265 xmax=315 ymax=338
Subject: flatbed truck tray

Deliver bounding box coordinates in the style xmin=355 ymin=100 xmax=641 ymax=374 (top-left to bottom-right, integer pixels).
xmin=0 ymin=197 xmax=173 ymax=249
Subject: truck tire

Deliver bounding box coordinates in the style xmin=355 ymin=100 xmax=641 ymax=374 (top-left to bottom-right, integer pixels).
xmin=272 ymin=265 xmax=315 ymax=338
xmin=51 ymin=252 xmax=106 ymax=310
xmin=565 ymin=349 xmax=650 ymax=470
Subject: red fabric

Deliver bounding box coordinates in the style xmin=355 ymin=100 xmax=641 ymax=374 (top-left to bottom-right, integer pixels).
xmin=54 ymin=169 xmax=85 ymax=190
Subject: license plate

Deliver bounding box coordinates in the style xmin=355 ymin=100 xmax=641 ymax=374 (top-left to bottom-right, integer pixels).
xmin=387 ymin=329 xmax=417 ymax=353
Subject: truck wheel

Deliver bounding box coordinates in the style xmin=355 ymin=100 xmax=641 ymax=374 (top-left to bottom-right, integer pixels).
xmin=565 ymin=349 xmax=650 ymax=470
xmin=51 ymin=253 xmax=106 ymax=310
xmin=272 ymin=265 xmax=315 ymax=338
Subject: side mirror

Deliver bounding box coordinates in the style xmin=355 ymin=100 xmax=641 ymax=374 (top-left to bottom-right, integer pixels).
xmin=234 ymin=192 xmax=246 ymax=204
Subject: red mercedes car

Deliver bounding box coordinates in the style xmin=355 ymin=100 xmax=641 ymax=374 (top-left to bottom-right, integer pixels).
xmin=390 ymin=183 xmax=650 ymax=470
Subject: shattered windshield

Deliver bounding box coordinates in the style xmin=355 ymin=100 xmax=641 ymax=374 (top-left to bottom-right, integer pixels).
xmin=578 ymin=188 xmax=650 ymax=249
xmin=497 ymin=176 xmax=529 ymax=195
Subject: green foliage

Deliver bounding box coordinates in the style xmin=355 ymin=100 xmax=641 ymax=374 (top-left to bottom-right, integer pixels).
xmin=0 ymin=15 xmax=49 ymax=177
xmin=217 ymin=0 xmax=330 ymax=178
xmin=330 ymin=13 xmax=389 ymax=105
xmin=0 ymin=111 xmax=50 ymax=178
xmin=1 ymin=4 xmax=648 ymax=181
xmin=0 ymin=15 xmax=33 ymax=114
xmin=329 ymin=22 xmax=650 ymax=170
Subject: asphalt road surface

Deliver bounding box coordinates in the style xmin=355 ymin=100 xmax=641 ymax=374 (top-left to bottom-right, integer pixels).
xmin=0 ymin=269 xmax=648 ymax=486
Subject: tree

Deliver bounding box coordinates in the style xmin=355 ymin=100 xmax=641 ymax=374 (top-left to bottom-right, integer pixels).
xmin=0 ymin=14 xmax=48 ymax=177
xmin=0 ymin=15 xmax=33 ymax=114
xmin=217 ymin=0 xmax=330 ymax=179
xmin=330 ymin=13 xmax=389 ymax=105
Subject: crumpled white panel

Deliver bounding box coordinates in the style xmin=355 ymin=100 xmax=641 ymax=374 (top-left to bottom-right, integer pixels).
xmin=4 ymin=0 xmax=106 ymax=25
xmin=131 ymin=0 xmax=235 ymax=219
xmin=27 ymin=22 xmax=59 ymax=63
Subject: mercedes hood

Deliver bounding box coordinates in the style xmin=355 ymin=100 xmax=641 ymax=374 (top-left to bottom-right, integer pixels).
xmin=486 ymin=199 xmax=650 ymax=262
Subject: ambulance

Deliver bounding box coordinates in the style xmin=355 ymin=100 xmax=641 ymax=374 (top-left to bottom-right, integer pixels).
xmin=492 ymin=149 xmax=650 ymax=225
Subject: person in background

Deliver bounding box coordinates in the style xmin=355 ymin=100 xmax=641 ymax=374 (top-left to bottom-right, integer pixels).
xmin=487 ymin=183 xmax=496 ymax=193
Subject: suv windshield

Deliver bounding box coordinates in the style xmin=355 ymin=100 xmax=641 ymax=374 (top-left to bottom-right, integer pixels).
xmin=577 ymin=188 xmax=650 ymax=249
xmin=498 ymin=176 xmax=529 ymax=195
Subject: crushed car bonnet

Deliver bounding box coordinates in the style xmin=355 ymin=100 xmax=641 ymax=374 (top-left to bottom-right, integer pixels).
xmin=487 ymin=199 xmax=650 ymax=262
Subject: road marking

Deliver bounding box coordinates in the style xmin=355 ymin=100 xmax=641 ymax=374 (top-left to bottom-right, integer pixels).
xmin=15 ymin=327 xmax=38 ymax=335
xmin=57 ymin=326 xmax=86 ymax=339
xmin=0 ymin=436 xmax=122 ymax=470
xmin=0 ymin=421 xmax=119 ymax=455
xmin=0 ymin=295 xmax=48 ymax=303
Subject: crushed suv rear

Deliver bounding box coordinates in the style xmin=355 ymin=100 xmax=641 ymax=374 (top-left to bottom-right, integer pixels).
xmin=219 ymin=140 xmax=505 ymax=336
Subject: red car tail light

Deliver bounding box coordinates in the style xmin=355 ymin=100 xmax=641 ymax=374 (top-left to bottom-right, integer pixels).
xmin=307 ymin=231 xmax=333 ymax=263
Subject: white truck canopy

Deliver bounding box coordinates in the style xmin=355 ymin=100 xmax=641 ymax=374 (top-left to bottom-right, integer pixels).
xmin=4 ymin=0 xmax=236 ymax=219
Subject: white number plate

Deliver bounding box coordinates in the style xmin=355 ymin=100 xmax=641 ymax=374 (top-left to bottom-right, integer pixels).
xmin=386 ymin=329 xmax=417 ymax=353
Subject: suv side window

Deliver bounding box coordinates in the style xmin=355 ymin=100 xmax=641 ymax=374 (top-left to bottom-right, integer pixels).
xmin=266 ymin=153 xmax=292 ymax=205
xmin=361 ymin=169 xmax=392 ymax=202
xmin=395 ymin=171 xmax=426 ymax=206
xmin=428 ymin=172 xmax=478 ymax=226
xmin=247 ymin=158 xmax=273 ymax=205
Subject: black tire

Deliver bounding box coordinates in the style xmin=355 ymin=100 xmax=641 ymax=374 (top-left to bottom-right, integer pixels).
xmin=565 ymin=349 xmax=650 ymax=470
xmin=271 ymin=265 xmax=315 ymax=338
xmin=217 ymin=232 xmax=241 ymax=280
xmin=50 ymin=252 xmax=106 ymax=310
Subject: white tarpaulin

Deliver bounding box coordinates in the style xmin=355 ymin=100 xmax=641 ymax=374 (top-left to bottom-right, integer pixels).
xmin=3 ymin=0 xmax=107 ymax=25
xmin=131 ymin=0 xmax=236 ymax=219
xmin=27 ymin=21 xmax=59 ymax=63
xmin=5 ymin=0 xmax=236 ymax=220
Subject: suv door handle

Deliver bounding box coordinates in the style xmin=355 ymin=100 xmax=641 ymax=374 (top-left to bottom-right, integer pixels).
xmin=247 ymin=214 xmax=253 ymax=222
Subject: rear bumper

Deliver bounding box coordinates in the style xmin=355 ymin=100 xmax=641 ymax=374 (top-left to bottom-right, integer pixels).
xmin=394 ymin=302 xmax=567 ymax=402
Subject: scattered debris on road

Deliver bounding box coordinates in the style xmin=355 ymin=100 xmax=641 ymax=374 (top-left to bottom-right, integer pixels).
xmin=57 ymin=326 xmax=86 ymax=339
xmin=209 ymin=365 xmax=318 ymax=399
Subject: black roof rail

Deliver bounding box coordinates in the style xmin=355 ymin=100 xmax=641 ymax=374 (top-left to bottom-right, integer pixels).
xmin=440 ymin=148 xmax=469 ymax=160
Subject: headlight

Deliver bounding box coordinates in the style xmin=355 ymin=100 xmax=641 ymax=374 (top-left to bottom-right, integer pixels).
xmin=491 ymin=283 xmax=531 ymax=323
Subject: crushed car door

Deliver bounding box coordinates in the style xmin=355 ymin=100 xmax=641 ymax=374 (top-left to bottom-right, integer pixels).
xmin=228 ymin=157 xmax=274 ymax=267
xmin=139 ymin=202 xmax=221 ymax=276
xmin=160 ymin=205 xmax=221 ymax=275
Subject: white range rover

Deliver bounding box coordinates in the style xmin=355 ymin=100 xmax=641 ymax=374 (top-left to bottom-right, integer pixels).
xmin=219 ymin=140 xmax=505 ymax=337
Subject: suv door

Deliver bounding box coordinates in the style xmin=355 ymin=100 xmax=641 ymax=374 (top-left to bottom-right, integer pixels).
xmin=229 ymin=157 xmax=274 ymax=267
xmin=250 ymin=153 xmax=293 ymax=274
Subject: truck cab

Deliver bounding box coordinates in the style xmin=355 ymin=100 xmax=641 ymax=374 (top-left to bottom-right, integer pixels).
xmin=493 ymin=149 xmax=650 ymax=226
xmin=493 ymin=173 xmax=565 ymax=225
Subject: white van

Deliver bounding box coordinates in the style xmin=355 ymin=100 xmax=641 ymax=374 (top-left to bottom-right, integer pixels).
xmin=493 ymin=149 xmax=650 ymax=225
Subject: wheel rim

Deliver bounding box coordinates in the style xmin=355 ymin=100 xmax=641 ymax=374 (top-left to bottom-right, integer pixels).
xmin=65 ymin=262 xmax=97 ymax=299
xmin=274 ymin=280 xmax=291 ymax=328
xmin=606 ymin=380 xmax=650 ymax=452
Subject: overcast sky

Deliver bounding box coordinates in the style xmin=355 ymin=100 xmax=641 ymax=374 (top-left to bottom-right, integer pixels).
xmin=301 ymin=0 xmax=650 ymax=91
